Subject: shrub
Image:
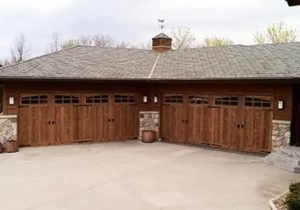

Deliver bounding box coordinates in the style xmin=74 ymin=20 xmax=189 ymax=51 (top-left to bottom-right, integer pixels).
xmin=289 ymin=183 xmax=300 ymax=193
xmin=286 ymin=183 xmax=300 ymax=210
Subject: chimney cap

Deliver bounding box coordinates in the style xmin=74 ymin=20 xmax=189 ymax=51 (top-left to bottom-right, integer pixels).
xmin=152 ymin=33 xmax=172 ymax=40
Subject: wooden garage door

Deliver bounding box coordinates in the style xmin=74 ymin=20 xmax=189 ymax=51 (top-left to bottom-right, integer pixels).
xmin=161 ymin=94 xmax=273 ymax=153
xmin=241 ymin=96 xmax=273 ymax=152
xmin=112 ymin=94 xmax=139 ymax=140
xmin=18 ymin=93 xmax=139 ymax=146
xmin=161 ymin=95 xmax=186 ymax=143
xmin=73 ymin=94 xmax=110 ymax=142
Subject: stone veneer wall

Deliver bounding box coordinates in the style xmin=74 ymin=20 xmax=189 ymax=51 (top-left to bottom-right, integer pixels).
xmin=272 ymin=120 xmax=291 ymax=151
xmin=139 ymin=111 xmax=160 ymax=140
xmin=0 ymin=115 xmax=17 ymax=145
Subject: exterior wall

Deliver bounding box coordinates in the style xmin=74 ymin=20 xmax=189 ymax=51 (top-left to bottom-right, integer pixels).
xmin=0 ymin=115 xmax=17 ymax=145
xmin=2 ymin=81 xmax=295 ymax=151
xmin=3 ymin=81 xmax=293 ymax=119
xmin=272 ymin=120 xmax=291 ymax=151
xmin=139 ymin=111 xmax=160 ymax=140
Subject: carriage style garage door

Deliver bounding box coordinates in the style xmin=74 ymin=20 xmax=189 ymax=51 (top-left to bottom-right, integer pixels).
xmin=162 ymin=94 xmax=273 ymax=153
xmin=18 ymin=93 xmax=139 ymax=146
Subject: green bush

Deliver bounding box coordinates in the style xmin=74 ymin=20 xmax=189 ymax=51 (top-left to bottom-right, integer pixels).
xmin=289 ymin=183 xmax=300 ymax=193
xmin=286 ymin=183 xmax=300 ymax=210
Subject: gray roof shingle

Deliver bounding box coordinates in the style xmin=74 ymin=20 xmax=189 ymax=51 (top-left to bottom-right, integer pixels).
xmin=153 ymin=43 xmax=300 ymax=80
xmin=1 ymin=42 xmax=300 ymax=81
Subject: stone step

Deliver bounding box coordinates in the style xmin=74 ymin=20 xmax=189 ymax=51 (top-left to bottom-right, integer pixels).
xmin=264 ymin=151 xmax=300 ymax=173
xmin=294 ymin=167 xmax=300 ymax=173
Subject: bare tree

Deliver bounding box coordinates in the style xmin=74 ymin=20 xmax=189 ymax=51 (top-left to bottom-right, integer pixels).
xmin=49 ymin=33 xmax=62 ymax=53
xmin=254 ymin=22 xmax=298 ymax=44
xmin=93 ymin=34 xmax=115 ymax=47
xmin=10 ymin=34 xmax=30 ymax=64
xmin=78 ymin=35 xmax=93 ymax=46
xmin=0 ymin=59 xmax=11 ymax=67
xmin=115 ymin=41 xmax=130 ymax=48
xmin=170 ymin=27 xmax=196 ymax=50
xmin=202 ymin=37 xmax=234 ymax=47
xmin=139 ymin=42 xmax=152 ymax=49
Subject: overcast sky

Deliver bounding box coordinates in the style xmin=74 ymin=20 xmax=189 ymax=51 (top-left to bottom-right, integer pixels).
xmin=0 ymin=0 xmax=300 ymax=60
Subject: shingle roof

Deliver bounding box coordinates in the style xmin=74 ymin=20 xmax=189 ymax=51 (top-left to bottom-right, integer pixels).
xmin=153 ymin=33 xmax=172 ymax=39
xmin=1 ymin=42 xmax=300 ymax=81
xmin=153 ymin=43 xmax=300 ymax=80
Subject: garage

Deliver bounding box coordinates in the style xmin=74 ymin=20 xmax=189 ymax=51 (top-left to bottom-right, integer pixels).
xmin=18 ymin=92 xmax=139 ymax=146
xmin=0 ymin=35 xmax=298 ymax=153
xmin=161 ymin=94 xmax=273 ymax=153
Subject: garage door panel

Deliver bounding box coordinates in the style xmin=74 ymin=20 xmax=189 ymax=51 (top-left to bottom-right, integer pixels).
xmin=187 ymin=106 xmax=203 ymax=144
xmin=18 ymin=107 xmax=29 ymax=146
xmin=210 ymin=107 xmax=222 ymax=146
xmin=18 ymin=93 xmax=52 ymax=146
xmin=113 ymin=105 xmax=123 ymax=140
xmin=18 ymin=105 xmax=51 ymax=146
xmin=123 ymin=104 xmax=138 ymax=139
xmin=39 ymin=107 xmax=51 ymax=145
xmin=112 ymin=94 xmax=138 ymax=141
xmin=175 ymin=105 xmax=185 ymax=142
xmin=95 ymin=105 xmax=109 ymax=141
xmin=54 ymin=106 xmax=74 ymax=145
xmin=161 ymin=95 xmax=185 ymax=143
xmin=221 ymin=107 xmax=239 ymax=149
xmin=242 ymin=96 xmax=273 ymax=152
xmin=162 ymin=105 xmax=170 ymax=139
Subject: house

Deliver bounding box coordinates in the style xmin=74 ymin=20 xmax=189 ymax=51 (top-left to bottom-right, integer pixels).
xmin=0 ymin=33 xmax=299 ymax=153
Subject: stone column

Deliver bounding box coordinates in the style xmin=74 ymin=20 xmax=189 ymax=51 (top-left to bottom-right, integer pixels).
xmin=0 ymin=115 xmax=17 ymax=145
xmin=272 ymin=120 xmax=291 ymax=151
xmin=139 ymin=111 xmax=160 ymax=140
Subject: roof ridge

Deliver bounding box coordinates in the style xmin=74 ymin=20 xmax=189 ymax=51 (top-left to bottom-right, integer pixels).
xmin=75 ymin=45 xmax=152 ymax=51
xmin=148 ymin=54 xmax=160 ymax=79
xmin=177 ymin=41 xmax=300 ymax=52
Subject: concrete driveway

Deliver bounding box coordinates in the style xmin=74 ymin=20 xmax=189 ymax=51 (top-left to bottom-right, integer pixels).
xmin=0 ymin=141 xmax=299 ymax=210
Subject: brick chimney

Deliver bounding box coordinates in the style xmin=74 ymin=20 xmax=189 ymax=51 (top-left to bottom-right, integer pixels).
xmin=152 ymin=33 xmax=172 ymax=52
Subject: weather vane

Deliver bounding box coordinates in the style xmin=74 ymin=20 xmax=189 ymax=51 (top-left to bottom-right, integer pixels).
xmin=158 ymin=19 xmax=165 ymax=31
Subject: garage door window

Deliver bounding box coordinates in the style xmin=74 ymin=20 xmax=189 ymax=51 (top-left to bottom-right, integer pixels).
xmin=86 ymin=95 xmax=109 ymax=104
xmin=164 ymin=95 xmax=183 ymax=104
xmin=189 ymin=96 xmax=208 ymax=105
xmin=245 ymin=96 xmax=272 ymax=108
xmin=114 ymin=95 xmax=135 ymax=103
xmin=215 ymin=96 xmax=238 ymax=106
xmin=55 ymin=95 xmax=79 ymax=104
xmin=21 ymin=95 xmax=48 ymax=105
